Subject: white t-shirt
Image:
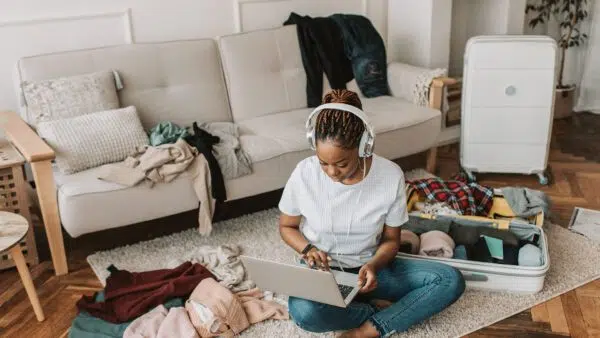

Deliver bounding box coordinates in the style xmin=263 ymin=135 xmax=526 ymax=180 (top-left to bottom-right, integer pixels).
xmin=278 ymin=154 xmax=409 ymax=268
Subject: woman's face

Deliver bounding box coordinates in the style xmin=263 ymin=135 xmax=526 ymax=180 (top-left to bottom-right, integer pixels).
xmin=315 ymin=139 xmax=360 ymax=183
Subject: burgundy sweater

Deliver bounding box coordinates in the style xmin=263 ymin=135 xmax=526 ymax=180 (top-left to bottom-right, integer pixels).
xmin=77 ymin=262 xmax=214 ymax=323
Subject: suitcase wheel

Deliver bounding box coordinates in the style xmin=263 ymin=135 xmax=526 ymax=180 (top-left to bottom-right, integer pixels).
xmin=537 ymin=173 xmax=549 ymax=185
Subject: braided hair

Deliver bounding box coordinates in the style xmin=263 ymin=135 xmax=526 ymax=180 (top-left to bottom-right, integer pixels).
xmin=315 ymin=89 xmax=365 ymax=149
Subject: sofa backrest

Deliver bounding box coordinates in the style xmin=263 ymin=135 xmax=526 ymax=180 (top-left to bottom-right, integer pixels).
xmin=15 ymin=39 xmax=232 ymax=129
xmin=217 ymin=25 xmax=307 ymax=122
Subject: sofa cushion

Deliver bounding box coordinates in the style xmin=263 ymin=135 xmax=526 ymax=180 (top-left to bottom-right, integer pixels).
xmin=54 ymin=165 xmax=199 ymax=238
xmin=37 ymin=106 xmax=149 ymax=174
xmin=218 ymin=25 xmax=306 ymax=122
xmin=17 ymin=40 xmax=232 ymax=129
xmin=21 ymin=70 xmax=120 ymax=127
xmin=237 ymin=95 xmax=440 ymax=163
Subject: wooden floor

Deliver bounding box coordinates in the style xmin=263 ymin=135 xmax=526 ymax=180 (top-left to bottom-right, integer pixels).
xmin=1 ymin=115 xmax=599 ymax=338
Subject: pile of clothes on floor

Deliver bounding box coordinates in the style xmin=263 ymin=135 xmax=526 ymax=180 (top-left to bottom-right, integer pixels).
xmin=97 ymin=120 xmax=252 ymax=236
xmin=401 ymin=174 xmax=551 ymax=267
xmin=70 ymin=245 xmax=287 ymax=338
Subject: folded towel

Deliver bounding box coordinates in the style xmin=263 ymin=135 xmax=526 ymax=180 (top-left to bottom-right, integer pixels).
xmin=519 ymin=244 xmax=543 ymax=267
xmin=419 ymin=230 xmax=455 ymax=258
xmin=400 ymin=229 xmax=420 ymax=254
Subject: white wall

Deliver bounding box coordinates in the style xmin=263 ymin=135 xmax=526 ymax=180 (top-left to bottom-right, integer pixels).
xmin=0 ymin=0 xmax=390 ymax=114
xmin=0 ymin=0 xmax=525 ymax=114
xmin=387 ymin=0 xmax=453 ymax=69
xmin=449 ymin=0 xmax=527 ymax=76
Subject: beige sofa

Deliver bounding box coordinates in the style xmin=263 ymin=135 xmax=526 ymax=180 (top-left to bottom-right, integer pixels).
xmin=2 ymin=25 xmax=456 ymax=275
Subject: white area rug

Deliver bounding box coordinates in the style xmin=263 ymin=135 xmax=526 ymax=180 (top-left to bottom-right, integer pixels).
xmin=87 ymin=169 xmax=600 ymax=337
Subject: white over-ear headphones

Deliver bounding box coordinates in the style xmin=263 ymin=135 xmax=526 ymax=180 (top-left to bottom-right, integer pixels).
xmin=305 ymin=103 xmax=375 ymax=158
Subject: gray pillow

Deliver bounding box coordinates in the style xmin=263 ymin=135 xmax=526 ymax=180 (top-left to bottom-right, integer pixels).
xmin=21 ymin=70 xmax=120 ymax=127
xmin=36 ymin=106 xmax=149 ymax=175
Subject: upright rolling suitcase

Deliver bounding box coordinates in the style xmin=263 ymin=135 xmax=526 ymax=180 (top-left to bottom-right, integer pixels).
xmin=459 ymin=36 xmax=557 ymax=185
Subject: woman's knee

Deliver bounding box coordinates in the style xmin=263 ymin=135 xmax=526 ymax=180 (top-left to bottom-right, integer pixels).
xmin=288 ymin=297 xmax=329 ymax=332
xmin=438 ymin=263 xmax=466 ymax=300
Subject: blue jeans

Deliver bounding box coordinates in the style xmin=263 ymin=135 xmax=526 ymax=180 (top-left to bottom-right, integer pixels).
xmin=288 ymin=258 xmax=465 ymax=337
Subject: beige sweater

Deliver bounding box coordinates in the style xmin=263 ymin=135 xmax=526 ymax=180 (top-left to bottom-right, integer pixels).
xmin=97 ymin=138 xmax=216 ymax=235
xmin=185 ymin=277 xmax=288 ymax=337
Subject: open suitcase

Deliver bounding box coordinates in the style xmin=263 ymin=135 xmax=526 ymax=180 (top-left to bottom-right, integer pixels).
xmin=396 ymin=187 xmax=550 ymax=294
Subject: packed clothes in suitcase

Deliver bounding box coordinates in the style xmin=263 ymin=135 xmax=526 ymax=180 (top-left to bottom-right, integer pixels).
xmin=397 ymin=176 xmax=550 ymax=294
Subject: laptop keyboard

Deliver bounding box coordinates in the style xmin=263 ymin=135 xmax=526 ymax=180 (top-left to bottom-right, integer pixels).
xmin=338 ymin=284 xmax=355 ymax=299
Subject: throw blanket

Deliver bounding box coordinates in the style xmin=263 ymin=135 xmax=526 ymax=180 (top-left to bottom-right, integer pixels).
xmin=387 ymin=62 xmax=448 ymax=108
xmin=283 ymin=12 xmax=353 ymax=107
xmin=166 ymin=244 xmax=255 ymax=292
xmin=76 ymin=262 xmax=215 ymax=323
xmin=330 ymin=13 xmax=390 ymax=98
xmin=97 ymin=138 xmax=216 ymax=235
xmin=407 ymin=176 xmax=494 ymax=216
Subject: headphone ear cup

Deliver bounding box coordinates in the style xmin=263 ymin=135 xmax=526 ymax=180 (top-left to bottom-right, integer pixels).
xmin=306 ymin=127 xmax=316 ymax=150
xmin=358 ymin=130 xmax=369 ymax=158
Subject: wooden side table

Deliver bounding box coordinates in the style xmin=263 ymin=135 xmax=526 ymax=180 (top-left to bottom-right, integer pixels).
xmin=0 ymin=211 xmax=44 ymax=321
xmin=0 ymin=141 xmax=38 ymax=269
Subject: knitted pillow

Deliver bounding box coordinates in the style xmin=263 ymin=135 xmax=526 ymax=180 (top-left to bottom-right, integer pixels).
xmin=36 ymin=106 xmax=149 ymax=175
xmin=21 ymin=70 xmax=120 ymax=127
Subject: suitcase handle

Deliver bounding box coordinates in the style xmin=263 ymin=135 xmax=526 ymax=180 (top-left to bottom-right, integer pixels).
xmin=462 ymin=273 xmax=489 ymax=282
xmin=419 ymin=214 xmax=510 ymax=230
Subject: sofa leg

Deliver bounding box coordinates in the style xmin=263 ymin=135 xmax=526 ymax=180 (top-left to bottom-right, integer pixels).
xmin=30 ymin=160 xmax=68 ymax=276
xmin=426 ymin=147 xmax=438 ymax=174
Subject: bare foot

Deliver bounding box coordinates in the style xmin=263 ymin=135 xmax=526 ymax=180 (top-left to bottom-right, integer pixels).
xmin=370 ymin=299 xmax=393 ymax=310
xmin=336 ymin=321 xmax=379 ymax=338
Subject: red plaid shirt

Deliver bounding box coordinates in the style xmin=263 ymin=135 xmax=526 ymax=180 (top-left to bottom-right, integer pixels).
xmin=407 ymin=175 xmax=494 ymax=216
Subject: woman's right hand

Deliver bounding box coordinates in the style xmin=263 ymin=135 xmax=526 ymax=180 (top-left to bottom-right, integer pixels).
xmin=302 ymin=247 xmax=332 ymax=271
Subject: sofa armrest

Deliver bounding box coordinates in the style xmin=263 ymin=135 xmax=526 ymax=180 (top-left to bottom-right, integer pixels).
xmin=0 ymin=111 xmax=67 ymax=276
xmin=0 ymin=111 xmax=55 ymax=162
xmin=387 ymin=62 xmax=447 ymax=107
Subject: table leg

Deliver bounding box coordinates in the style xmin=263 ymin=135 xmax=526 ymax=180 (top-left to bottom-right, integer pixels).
xmin=9 ymin=245 xmax=45 ymax=322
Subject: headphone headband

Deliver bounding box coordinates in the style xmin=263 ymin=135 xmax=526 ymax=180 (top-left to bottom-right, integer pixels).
xmin=305 ymin=102 xmax=375 ymax=157
xmin=305 ymin=103 xmax=375 ymax=137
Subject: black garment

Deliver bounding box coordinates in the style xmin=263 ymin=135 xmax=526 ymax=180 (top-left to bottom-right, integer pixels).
xmin=184 ymin=122 xmax=226 ymax=202
xmin=449 ymin=223 xmax=520 ymax=247
xmin=468 ymin=237 xmax=519 ymax=265
xmin=330 ymin=14 xmax=390 ymax=98
xmin=284 ymin=12 xmax=354 ymax=107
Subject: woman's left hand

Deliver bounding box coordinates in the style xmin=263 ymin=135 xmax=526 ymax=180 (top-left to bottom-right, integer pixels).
xmin=357 ymin=263 xmax=378 ymax=293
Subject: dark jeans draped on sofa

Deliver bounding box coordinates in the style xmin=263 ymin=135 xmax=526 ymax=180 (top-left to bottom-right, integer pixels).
xmin=283 ymin=12 xmax=389 ymax=107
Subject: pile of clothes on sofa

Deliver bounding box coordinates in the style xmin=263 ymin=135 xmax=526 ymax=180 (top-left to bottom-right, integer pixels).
xmin=97 ymin=120 xmax=252 ymax=236
xmin=69 ymin=245 xmax=287 ymax=337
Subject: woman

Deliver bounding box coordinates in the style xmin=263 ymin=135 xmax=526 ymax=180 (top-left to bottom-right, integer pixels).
xmin=278 ymin=89 xmax=465 ymax=338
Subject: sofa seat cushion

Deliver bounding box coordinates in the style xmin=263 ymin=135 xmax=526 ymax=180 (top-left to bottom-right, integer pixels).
xmin=237 ymin=95 xmax=440 ymax=163
xmin=237 ymin=108 xmax=311 ymax=163
xmin=54 ymin=165 xmax=199 ymax=238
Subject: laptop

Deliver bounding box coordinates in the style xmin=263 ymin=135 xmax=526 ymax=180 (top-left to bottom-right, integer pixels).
xmin=240 ymin=256 xmax=361 ymax=308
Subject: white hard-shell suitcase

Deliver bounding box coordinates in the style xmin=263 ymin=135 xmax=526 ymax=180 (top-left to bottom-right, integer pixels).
xmin=459 ymin=36 xmax=557 ymax=185
xmin=396 ymin=189 xmax=550 ymax=294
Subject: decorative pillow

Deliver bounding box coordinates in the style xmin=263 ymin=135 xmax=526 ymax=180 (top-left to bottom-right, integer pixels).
xmin=21 ymin=70 xmax=120 ymax=126
xmin=36 ymin=106 xmax=149 ymax=175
